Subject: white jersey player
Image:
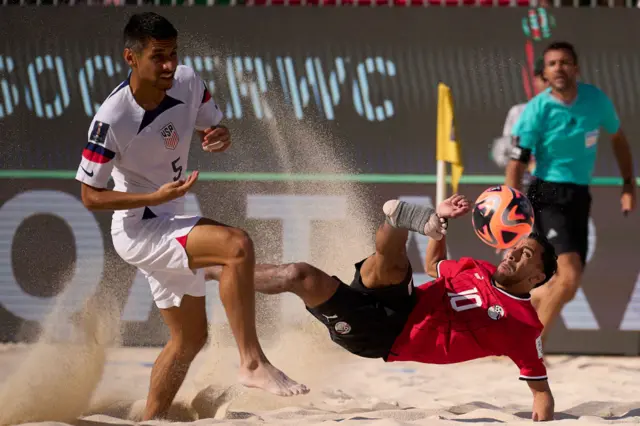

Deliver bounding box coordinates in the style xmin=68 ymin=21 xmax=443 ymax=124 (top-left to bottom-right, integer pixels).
xmin=77 ymin=64 xmax=221 ymax=231
xmin=77 ymin=64 xmax=222 ymax=303
xmin=75 ymin=12 xmax=308 ymax=421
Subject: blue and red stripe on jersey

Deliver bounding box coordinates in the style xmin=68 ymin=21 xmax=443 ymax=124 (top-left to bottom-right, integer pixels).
xmin=82 ymin=142 xmax=116 ymax=164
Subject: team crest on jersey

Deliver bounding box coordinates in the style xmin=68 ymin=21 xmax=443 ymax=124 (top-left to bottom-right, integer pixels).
xmin=585 ymin=130 xmax=599 ymax=148
xmin=334 ymin=321 xmax=351 ymax=335
xmin=487 ymin=305 xmax=504 ymax=321
xmin=160 ymin=122 xmax=180 ymax=150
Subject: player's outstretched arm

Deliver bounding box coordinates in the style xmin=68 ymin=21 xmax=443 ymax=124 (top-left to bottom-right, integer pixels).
xmin=425 ymin=194 xmax=470 ymax=277
xmin=81 ymin=183 xmax=154 ymax=211
xmin=80 ymin=172 xmax=199 ymax=211
xmin=425 ymin=234 xmax=447 ymax=278
xmin=528 ymin=380 xmax=554 ymax=422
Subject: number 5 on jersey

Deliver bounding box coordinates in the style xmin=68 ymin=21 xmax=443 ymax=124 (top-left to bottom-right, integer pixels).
xmin=448 ymin=288 xmax=483 ymax=312
xmin=171 ymin=157 xmax=182 ymax=181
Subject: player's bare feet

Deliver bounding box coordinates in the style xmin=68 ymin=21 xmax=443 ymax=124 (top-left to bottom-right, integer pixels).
xmin=238 ymin=361 xmax=309 ymax=397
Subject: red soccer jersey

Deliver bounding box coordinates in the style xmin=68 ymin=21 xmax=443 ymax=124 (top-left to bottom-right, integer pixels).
xmin=387 ymin=257 xmax=547 ymax=381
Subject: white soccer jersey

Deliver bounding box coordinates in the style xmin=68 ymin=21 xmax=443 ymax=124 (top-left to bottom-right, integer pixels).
xmin=75 ymin=65 xmax=223 ymax=229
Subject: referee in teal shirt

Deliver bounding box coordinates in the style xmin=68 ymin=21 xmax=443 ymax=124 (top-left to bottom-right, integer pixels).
xmin=506 ymin=41 xmax=636 ymax=343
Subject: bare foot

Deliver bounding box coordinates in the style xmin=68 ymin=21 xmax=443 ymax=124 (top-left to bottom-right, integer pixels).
xmin=238 ymin=362 xmax=309 ymax=397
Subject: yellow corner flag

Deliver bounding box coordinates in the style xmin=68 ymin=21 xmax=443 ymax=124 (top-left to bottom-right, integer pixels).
xmin=436 ymin=83 xmax=464 ymax=194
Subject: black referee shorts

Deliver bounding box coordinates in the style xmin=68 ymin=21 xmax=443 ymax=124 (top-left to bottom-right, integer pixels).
xmin=526 ymin=178 xmax=592 ymax=265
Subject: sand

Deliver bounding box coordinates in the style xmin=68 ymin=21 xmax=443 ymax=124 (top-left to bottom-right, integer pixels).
xmin=3 ymin=125 xmax=638 ymax=426
xmin=1 ymin=317 xmax=640 ymax=426
xmin=3 ymin=46 xmax=639 ymax=426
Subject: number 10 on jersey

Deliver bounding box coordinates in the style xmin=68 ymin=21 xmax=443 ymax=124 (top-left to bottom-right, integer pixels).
xmin=448 ymin=288 xmax=483 ymax=312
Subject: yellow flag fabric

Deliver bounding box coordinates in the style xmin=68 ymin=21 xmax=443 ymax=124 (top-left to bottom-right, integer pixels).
xmin=436 ymin=83 xmax=464 ymax=194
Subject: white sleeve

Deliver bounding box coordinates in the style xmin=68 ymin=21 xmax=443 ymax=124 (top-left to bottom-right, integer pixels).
xmin=75 ymin=119 xmax=119 ymax=189
xmin=194 ymin=75 xmax=223 ymax=131
xmin=502 ymin=105 xmax=522 ymax=137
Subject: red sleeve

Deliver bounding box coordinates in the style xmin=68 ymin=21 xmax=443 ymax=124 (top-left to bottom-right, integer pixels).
xmin=508 ymin=327 xmax=547 ymax=381
xmin=436 ymin=260 xmax=459 ymax=278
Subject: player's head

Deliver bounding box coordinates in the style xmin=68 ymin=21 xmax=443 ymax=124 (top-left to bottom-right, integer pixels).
xmin=123 ymin=12 xmax=178 ymax=91
xmin=542 ymin=41 xmax=579 ymax=93
xmin=493 ymin=232 xmax=558 ymax=293
xmin=533 ymin=58 xmax=549 ymax=95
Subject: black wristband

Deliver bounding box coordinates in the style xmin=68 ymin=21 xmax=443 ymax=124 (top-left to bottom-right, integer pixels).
xmin=623 ymin=178 xmax=634 ymax=185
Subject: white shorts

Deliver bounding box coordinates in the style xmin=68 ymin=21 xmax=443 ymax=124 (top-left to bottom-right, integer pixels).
xmin=112 ymin=214 xmax=206 ymax=309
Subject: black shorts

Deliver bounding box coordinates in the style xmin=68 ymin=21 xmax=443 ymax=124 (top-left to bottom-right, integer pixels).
xmin=306 ymin=258 xmax=416 ymax=360
xmin=526 ymin=178 xmax=592 ymax=265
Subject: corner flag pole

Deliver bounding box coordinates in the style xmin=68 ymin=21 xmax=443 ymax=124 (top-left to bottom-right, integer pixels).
xmin=436 ymin=160 xmax=447 ymax=206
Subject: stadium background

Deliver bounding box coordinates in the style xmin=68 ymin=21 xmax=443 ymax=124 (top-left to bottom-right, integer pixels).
xmin=0 ymin=6 xmax=639 ymax=354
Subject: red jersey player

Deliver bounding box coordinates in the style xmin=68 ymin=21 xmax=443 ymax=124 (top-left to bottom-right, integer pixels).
xmin=207 ymin=194 xmax=558 ymax=421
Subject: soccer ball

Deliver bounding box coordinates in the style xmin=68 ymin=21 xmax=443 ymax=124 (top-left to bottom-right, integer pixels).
xmin=472 ymin=185 xmax=535 ymax=249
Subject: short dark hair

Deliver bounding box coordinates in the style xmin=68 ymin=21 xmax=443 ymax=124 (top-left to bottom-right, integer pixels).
xmin=527 ymin=231 xmax=558 ymax=287
xmin=124 ymin=12 xmax=178 ymax=53
xmin=543 ymin=41 xmax=578 ymax=65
